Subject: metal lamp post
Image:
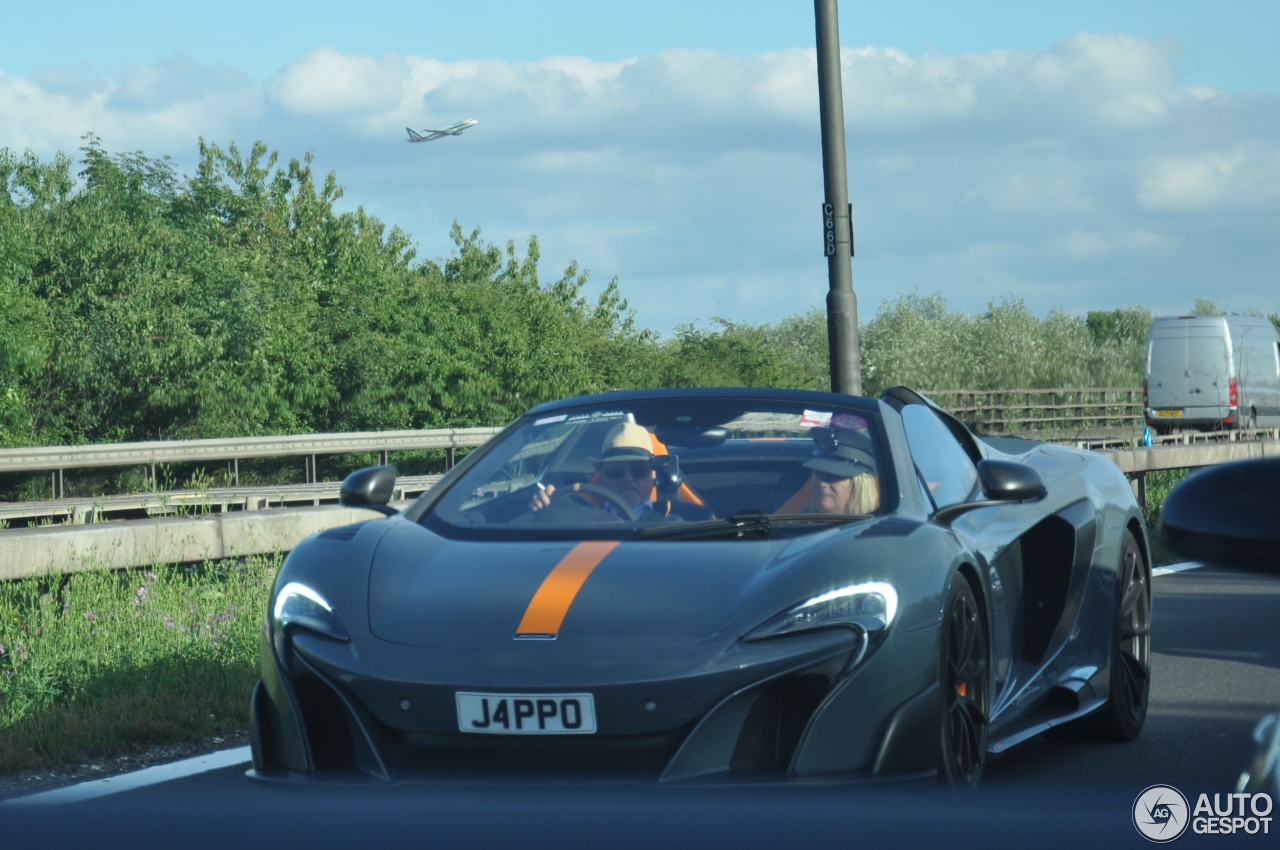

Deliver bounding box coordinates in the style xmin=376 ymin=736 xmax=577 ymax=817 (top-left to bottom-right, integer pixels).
xmin=814 ymin=0 xmax=863 ymax=396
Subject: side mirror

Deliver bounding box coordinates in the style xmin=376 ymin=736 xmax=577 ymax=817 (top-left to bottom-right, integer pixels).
xmin=932 ymin=460 xmax=1046 ymax=526
xmin=339 ymin=465 xmax=399 ymax=516
xmin=977 ymin=459 xmax=1048 ymax=503
xmin=1161 ymin=457 xmax=1280 ymax=569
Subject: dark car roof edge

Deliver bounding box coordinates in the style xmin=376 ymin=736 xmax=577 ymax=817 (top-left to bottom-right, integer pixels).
xmin=524 ymin=387 xmax=880 ymax=417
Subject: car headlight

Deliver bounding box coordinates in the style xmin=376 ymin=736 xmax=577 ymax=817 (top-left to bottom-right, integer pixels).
xmin=745 ymin=582 xmax=898 ymax=641
xmin=272 ymin=582 xmax=349 ymax=641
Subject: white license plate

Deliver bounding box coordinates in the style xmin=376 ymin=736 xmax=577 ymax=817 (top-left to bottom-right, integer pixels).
xmin=456 ymin=692 xmax=597 ymax=734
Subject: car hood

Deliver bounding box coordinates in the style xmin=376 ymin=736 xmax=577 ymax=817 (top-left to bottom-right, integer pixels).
xmin=366 ymin=522 xmax=835 ymax=651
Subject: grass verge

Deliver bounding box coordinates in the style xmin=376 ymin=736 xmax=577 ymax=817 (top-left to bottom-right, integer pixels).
xmin=0 ymin=554 xmax=278 ymax=775
xmin=1141 ymin=468 xmax=1194 ymax=566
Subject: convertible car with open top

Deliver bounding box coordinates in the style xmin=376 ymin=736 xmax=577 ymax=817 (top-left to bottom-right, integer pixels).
xmin=249 ymin=386 xmax=1152 ymax=788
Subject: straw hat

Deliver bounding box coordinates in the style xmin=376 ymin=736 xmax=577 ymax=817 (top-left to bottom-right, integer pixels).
xmin=593 ymin=422 xmax=655 ymax=463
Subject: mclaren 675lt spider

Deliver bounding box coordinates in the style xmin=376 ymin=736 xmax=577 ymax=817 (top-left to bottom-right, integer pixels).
xmin=249 ymin=386 xmax=1152 ymax=788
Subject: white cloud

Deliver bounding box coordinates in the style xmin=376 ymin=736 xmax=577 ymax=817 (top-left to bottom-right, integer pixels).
xmin=268 ymin=47 xmax=408 ymax=114
xmin=1137 ymin=144 xmax=1280 ymax=211
xmin=0 ymin=58 xmax=260 ymax=153
xmin=2 ymin=34 xmax=1278 ymax=333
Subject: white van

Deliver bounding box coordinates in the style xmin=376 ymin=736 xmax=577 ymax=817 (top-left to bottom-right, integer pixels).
xmin=1144 ymin=315 xmax=1280 ymax=432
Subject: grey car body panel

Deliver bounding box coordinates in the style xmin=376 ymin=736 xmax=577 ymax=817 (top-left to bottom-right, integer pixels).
xmin=249 ymin=387 xmax=1149 ymax=784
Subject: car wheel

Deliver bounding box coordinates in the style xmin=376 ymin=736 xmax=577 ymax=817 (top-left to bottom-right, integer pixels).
xmin=938 ymin=572 xmax=990 ymax=789
xmin=1068 ymin=529 xmax=1151 ymax=741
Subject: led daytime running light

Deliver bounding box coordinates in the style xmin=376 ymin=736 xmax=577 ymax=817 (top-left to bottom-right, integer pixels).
xmin=746 ymin=581 xmax=899 ymax=641
xmin=273 ymin=581 xmax=349 ymax=641
xmin=801 ymin=581 xmax=898 ymax=625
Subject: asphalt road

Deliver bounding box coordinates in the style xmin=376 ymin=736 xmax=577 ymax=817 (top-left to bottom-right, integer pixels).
xmin=4 ymin=564 xmax=1277 ymax=849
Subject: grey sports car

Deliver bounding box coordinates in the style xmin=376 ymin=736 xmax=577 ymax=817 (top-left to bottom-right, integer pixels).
xmin=249 ymin=386 xmax=1152 ymax=787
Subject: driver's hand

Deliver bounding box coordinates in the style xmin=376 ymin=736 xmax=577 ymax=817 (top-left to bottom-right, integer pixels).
xmin=529 ymin=484 xmax=555 ymax=512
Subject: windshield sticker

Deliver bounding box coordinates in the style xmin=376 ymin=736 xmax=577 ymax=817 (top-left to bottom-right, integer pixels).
xmin=832 ymin=414 xmax=868 ymax=432
xmin=565 ymin=411 xmax=628 ymax=424
xmin=800 ymin=410 xmax=833 ymax=428
xmin=533 ymin=414 xmax=568 ymax=426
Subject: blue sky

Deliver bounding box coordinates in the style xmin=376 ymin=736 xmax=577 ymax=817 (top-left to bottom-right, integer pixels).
xmin=3 ymin=1 xmax=1278 ymax=335
xmin=11 ymin=1 xmax=1277 ymax=90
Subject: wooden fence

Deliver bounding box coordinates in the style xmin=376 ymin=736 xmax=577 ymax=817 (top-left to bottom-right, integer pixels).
xmin=923 ymin=387 xmax=1144 ymax=435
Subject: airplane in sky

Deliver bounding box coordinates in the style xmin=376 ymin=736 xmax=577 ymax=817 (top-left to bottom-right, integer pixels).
xmin=405 ymin=119 xmax=479 ymax=142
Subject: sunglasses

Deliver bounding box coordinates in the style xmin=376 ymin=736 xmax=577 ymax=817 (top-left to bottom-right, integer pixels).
xmin=812 ymin=469 xmax=851 ymax=484
xmin=602 ymin=462 xmax=651 ymax=480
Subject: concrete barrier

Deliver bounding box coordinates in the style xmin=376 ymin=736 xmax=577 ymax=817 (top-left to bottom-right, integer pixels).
xmin=0 ymin=502 xmax=405 ymax=581
xmin=1098 ymin=439 xmax=1280 ymax=474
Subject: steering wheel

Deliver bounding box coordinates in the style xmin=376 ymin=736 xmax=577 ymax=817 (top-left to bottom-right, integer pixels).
xmin=573 ymin=483 xmax=638 ymax=521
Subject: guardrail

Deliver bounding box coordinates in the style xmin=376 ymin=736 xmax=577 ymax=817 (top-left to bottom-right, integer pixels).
xmin=5 ymin=436 xmax=1278 ymax=582
xmin=0 ymin=474 xmax=447 ymax=526
xmin=3 ymin=410 xmax=1277 ymax=526
xmin=0 ymin=426 xmax=504 ymax=501
xmin=3 ymin=426 xmax=1278 ymax=580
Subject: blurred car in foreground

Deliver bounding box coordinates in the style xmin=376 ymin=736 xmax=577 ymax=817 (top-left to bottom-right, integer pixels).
xmin=250 ymin=386 xmax=1152 ymax=788
xmin=1161 ymin=456 xmax=1280 ymax=797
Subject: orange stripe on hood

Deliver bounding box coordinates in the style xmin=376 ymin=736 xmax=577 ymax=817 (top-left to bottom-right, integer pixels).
xmin=516 ymin=540 xmax=620 ymax=638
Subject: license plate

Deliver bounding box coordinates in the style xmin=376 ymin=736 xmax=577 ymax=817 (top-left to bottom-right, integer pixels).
xmin=456 ymin=692 xmax=597 ymax=734
xmin=1156 ymin=410 xmax=1183 ymax=417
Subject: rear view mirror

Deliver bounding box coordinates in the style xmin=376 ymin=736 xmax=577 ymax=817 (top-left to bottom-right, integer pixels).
xmin=653 ymin=426 xmax=728 ymax=448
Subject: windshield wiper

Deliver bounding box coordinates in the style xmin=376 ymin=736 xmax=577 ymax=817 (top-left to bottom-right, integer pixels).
xmin=635 ymin=512 xmax=870 ymax=541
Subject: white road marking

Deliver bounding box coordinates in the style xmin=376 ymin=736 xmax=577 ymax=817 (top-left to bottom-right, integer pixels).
xmin=1 ymin=746 xmax=251 ymax=806
xmin=1153 ymin=561 xmax=1203 ymax=577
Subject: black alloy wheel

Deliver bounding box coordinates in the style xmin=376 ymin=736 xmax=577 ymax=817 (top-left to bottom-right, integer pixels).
xmin=1097 ymin=529 xmax=1152 ymax=740
xmin=938 ymin=573 xmax=990 ymax=789
xmin=1058 ymin=528 xmax=1151 ymax=741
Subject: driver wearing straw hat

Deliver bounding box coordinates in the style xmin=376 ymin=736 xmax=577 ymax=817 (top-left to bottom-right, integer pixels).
xmin=529 ymin=422 xmax=658 ymax=516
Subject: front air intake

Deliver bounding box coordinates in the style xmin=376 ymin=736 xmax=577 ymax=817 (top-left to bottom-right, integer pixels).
xmin=729 ymin=657 xmax=846 ymax=774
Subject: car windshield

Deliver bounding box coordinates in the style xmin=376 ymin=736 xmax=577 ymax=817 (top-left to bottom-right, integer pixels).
xmin=422 ymin=395 xmax=890 ymax=540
